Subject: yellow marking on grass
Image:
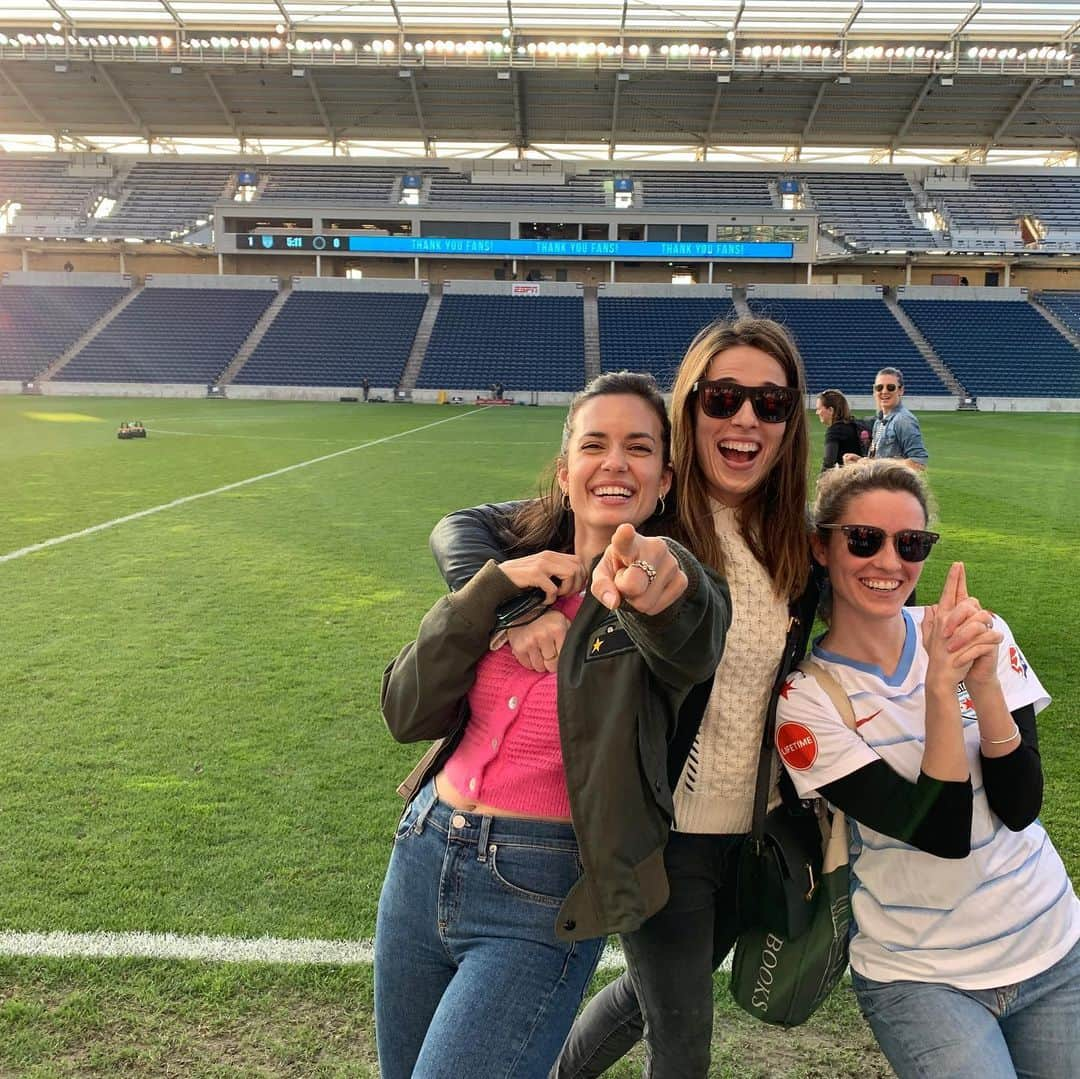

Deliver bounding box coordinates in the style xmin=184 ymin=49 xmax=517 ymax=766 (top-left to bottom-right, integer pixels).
xmin=22 ymin=411 xmax=105 ymax=424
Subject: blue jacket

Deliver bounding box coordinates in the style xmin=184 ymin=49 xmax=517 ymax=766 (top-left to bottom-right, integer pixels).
xmin=871 ymin=404 xmax=928 ymax=465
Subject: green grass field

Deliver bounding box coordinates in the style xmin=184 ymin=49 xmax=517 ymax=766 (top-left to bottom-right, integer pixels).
xmin=1 ymin=395 xmax=1077 ymax=1077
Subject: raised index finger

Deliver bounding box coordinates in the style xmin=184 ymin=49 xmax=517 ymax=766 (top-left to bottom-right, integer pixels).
xmin=609 ymin=522 xmax=639 ymax=567
xmin=938 ymin=561 xmax=963 ymax=611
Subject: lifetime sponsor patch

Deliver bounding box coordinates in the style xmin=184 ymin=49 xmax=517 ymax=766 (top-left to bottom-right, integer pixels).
xmin=776 ymin=721 xmax=818 ymax=770
xmin=584 ymin=619 xmax=636 ymax=661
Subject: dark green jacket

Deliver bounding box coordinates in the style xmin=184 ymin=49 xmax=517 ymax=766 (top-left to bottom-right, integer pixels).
xmin=381 ymin=546 xmax=730 ymax=941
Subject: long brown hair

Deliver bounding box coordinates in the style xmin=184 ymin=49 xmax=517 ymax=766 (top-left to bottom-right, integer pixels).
xmin=509 ymin=370 xmax=675 ymax=552
xmin=817 ymin=389 xmax=852 ymax=422
xmin=669 ymin=317 xmax=809 ymax=600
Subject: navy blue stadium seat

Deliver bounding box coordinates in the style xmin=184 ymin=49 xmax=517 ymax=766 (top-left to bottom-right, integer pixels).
xmin=234 ymin=291 xmax=427 ymax=387
xmin=56 ymin=287 xmax=276 ymax=383
xmin=898 ymin=299 xmax=1080 ymax=397
xmin=1037 ymin=291 xmax=1080 ymax=337
xmin=0 ymin=285 xmax=128 ymax=380
xmin=418 ymin=295 xmax=585 ymax=392
xmin=598 ymin=297 xmax=737 ymax=388
xmin=745 ymin=297 xmax=948 ymax=396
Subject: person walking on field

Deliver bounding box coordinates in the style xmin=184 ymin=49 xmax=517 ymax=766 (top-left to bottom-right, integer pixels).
xmin=845 ymin=366 xmax=928 ymax=470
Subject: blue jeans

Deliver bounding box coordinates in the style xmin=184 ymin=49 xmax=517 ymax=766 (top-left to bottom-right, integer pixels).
xmin=852 ymin=937 xmax=1080 ymax=1079
xmin=374 ymin=779 xmax=604 ymax=1079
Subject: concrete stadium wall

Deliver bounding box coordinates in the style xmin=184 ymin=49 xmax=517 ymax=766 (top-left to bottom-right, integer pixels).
xmin=38 ymin=382 xmax=207 ymax=398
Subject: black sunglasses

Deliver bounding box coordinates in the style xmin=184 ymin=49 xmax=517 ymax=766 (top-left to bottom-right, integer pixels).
xmin=874 ymin=382 xmax=900 ymax=393
xmin=819 ymin=524 xmax=940 ymax=563
xmin=691 ymin=381 xmax=800 ymax=424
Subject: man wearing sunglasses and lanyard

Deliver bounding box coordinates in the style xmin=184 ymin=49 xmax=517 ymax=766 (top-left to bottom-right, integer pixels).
xmin=846 ymin=366 xmax=929 ymax=471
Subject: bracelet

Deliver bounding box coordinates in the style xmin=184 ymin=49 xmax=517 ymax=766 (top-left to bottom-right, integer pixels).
xmin=980 ymin=723 xmax=1021 ymax=745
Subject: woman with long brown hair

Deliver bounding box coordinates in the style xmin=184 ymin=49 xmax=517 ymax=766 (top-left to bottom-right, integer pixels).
xmin=429 ymin=318 xmax=817 ymax=1077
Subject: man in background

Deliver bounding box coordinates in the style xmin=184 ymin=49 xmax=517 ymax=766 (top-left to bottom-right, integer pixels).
xmin=845 ymin=366 xmax=928 ymax=470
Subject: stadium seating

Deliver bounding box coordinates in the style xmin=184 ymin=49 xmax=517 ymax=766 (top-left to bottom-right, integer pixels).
xmin=938 ymin=174 xmax=1080 ymax=242
xmin=799 ymin=173 xmax=937 ymax=251
xmin=56 ymin=287 xmax=276 ymax=383
xmin=898 ymin=299 xmax=1080 ymax=397
xmin=0 ymin=284 xmax=128 ymax=380
xmin=426 ymin=172 xmax=606 ymax=207
xmin=418 ymin=295 xmax=585 ymax=392
xmin=234 ymin=290 xmax=427 ymax=387
xmin=745 ymin=298 xmax=948 ymax=396
xmin=598 ymin=297 xmax=736 ymax=388
xmin=0 ymin=158 xmax=100 ymax=230
xmin=91 ymin=161 xmax=234 ymax=239
xmin=633 ymin=171 xmax=775 ymax=209
xmin=1036 ymin=291 xmax=1080 ymax=336
xmin=258 ymin=164 xmax=419 ymax=203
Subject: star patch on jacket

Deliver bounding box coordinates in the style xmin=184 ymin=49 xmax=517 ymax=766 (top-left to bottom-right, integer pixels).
xmin=584 ymin=618 xmax=636 ymax=661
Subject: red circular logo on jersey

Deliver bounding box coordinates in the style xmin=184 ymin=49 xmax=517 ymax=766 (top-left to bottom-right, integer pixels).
xmin=776 ymin=722 xmax=818 ymax=771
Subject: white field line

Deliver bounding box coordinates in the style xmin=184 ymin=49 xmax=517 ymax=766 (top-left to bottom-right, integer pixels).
xmin=0 ymin=408 xmax=489 ymax=566
xmin=148 ymin=427 xmax=355 ymax=444
xmin=0 ymin=930 xmax=645 ymax=972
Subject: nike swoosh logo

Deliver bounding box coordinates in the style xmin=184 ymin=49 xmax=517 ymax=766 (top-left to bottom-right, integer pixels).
xmin=855 ymin=710 xmax=882 ymax=728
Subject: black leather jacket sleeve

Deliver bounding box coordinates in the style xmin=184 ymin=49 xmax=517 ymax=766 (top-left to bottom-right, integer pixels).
xmin=430 ymin=500 xmax=529 ymax=590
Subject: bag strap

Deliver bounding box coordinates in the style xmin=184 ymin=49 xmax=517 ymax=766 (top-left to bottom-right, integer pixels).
xmin=796 ymin=658 xmax=857 ymax=733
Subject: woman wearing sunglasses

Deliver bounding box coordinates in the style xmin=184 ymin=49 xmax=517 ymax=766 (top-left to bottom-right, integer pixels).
xmin=430 ymin=318 xmax=816 ymax=1076
xmin=777 ymin=459 xmax=1079 ymax=1079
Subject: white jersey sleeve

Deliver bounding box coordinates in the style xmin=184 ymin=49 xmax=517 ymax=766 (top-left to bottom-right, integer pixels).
xmin=991 ymin=615 xmax=1051 ymax=715
xmin=775 ymin=668 xmax=879 ymax=799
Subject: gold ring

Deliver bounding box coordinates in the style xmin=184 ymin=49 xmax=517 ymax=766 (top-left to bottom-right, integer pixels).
xmin=629 ymin=559 xmax=657 ymax=585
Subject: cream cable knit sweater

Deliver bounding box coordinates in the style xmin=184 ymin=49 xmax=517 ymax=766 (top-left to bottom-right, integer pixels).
xmin=673 ymin=501 xmax=788 ymax=835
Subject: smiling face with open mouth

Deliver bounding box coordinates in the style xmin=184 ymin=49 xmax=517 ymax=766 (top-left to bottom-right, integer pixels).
xmin=558 ymin=393 xmax=672 ymax=560
xmin=694 ymin=344 xmax=790 ymax=507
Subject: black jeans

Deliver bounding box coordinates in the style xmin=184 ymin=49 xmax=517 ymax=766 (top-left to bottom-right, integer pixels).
xmin=551 ymin=831 xmax=745 ymax=1079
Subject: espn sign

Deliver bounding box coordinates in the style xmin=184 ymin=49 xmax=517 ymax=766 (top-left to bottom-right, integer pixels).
xmin=511 ymin=283 xmax=540 ymax=296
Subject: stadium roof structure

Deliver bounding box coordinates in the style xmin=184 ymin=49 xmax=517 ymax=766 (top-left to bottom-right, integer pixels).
xmin=0 ymin=1 xmax=1076 ymax=159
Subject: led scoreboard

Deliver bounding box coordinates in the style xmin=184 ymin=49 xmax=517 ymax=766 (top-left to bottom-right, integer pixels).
xmin=235 ymin=233 xmax=796 ymax=260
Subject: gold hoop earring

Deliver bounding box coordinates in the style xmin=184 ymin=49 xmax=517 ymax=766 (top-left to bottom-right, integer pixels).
xmin=655 ymin=494 xmax=667 ymax=517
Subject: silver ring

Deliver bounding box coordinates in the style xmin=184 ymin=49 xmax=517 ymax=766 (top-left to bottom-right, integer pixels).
xmin=629 ymin=559 xmax=657 ymax=585
xmin=985 ymin=620 xmax=994 ymax=631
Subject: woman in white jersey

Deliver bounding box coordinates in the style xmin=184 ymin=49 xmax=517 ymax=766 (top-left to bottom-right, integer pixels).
xmin=777 ymin=459 xmax=1080 ymax=1079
